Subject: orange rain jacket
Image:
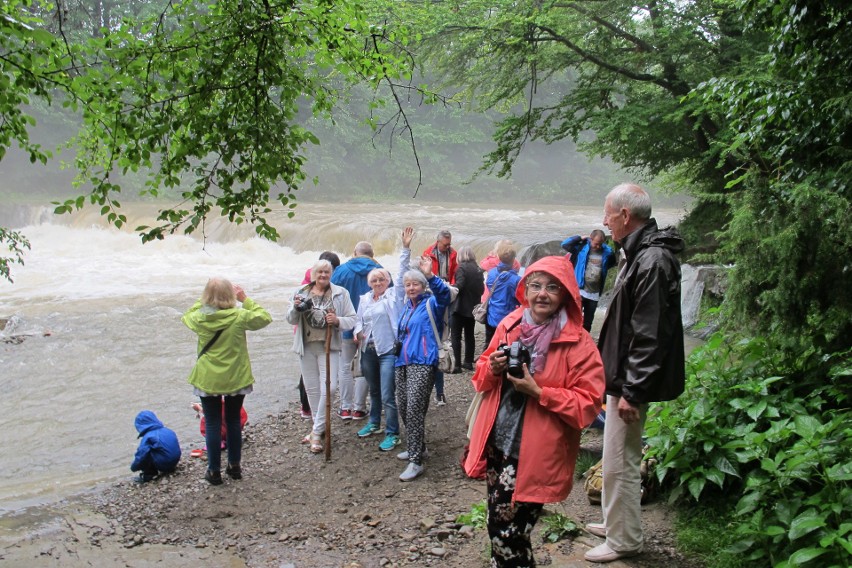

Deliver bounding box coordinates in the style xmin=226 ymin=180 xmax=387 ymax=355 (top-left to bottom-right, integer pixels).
xmin=464 ymin=255 xmax=605 ymax=503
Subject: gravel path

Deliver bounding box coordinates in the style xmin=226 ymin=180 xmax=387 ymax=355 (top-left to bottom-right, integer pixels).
xmin=0 ymin=369 xmax=701 ymax=567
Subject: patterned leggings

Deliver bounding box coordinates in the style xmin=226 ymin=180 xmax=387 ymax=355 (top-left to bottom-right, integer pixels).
xmin=486 ymin=445 xmax=544 ymax=568
xmin=395 ymin=364 xmax=434 ymax=465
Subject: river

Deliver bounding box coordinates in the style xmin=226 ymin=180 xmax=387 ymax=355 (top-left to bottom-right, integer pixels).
xmin=0 ymin=201 xmax=685 ymax=512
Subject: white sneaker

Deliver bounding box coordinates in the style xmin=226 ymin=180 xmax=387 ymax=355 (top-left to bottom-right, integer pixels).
xmin=586 ymin=522 xmax=606 ymax=538
xmin=584 ymin=542 xmax=642 ymax=563
xmin=399 ymin=462 xmax=424 ymax=482
xmin=396 ymin=448 xmax=429 ymax=461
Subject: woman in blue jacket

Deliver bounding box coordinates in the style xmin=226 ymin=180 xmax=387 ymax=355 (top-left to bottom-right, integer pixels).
xmin=485 ymin=241 xmax=522 ymax=349
xmin=131 ymin=410 xmax=181 ymax=482
xmin=393 ymin=231 xmax=452 ymax=482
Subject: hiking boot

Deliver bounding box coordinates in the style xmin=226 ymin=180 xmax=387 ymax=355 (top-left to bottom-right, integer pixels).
xmin=399 ymin=462 xmax=425 ymax=482
xmin=357 ymin=422 xmax=381 ymax=437
xmin=379 ymin=434 xmax=401 ymax=451
xmin=337 ymin=408 xmax=352 ymax=420
xmin=351 ymin=410 xmax=368 ymax=420
xmin=225 ymin=464 xmax=242 ymax=480
xmin=205 ymin=470 xmax=223 ymax=485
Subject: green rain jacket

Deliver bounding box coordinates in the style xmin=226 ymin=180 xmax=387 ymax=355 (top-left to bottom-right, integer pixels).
xmin=182 ymin=297 xmax=272 ymax=394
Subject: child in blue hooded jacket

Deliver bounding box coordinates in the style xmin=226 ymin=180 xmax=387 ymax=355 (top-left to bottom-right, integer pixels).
xmin=131 ymin=410 xmax=182 ymax=482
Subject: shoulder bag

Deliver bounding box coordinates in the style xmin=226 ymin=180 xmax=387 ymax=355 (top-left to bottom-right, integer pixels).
xmin=425 ymin=300 xmax=455 ymax=373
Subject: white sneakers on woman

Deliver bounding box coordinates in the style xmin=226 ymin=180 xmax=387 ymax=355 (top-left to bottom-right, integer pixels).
xmin=399 ymin=462 xmax=424 ymax=482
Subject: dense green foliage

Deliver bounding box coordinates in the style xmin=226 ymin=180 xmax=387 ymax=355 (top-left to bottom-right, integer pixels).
xmin=392 ymin=0 xmax=850 ymax=350
xmin=646 ymin=335 xmax=851 ymax=566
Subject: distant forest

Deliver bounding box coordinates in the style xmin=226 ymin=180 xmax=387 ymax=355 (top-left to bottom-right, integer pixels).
xmin=0 ymin=90 xmax=686 ymax=208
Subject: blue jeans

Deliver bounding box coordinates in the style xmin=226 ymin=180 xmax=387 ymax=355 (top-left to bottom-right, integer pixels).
xmin=200 ymin=395 xmax=245 ymax=473
xmin=360 ymin=345 xmax=399 ymax=435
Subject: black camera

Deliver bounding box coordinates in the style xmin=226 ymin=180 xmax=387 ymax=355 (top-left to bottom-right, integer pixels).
xmin=393 ymin=340 xmax=403 ymax=356
xmin=294 ymin=294 xmax=313 ymax=312
xmin=498 ymin=341 xmax=531 ymax=378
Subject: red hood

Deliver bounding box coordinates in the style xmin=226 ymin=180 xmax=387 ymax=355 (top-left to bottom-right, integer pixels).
xmin=515 ymin=255 xmax=584 ymax=327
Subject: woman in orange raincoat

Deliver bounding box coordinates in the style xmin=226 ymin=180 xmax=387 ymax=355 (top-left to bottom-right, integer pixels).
xmin=464 ymin=255 xmax=605 ymax=567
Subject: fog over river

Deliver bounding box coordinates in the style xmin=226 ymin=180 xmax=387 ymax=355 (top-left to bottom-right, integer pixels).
xmin=0 ymin=201 xmax=685 ymax=511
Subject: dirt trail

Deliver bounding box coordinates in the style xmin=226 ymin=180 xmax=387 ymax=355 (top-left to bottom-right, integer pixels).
xmin=0 ymin=371 xmax=699 ymax=567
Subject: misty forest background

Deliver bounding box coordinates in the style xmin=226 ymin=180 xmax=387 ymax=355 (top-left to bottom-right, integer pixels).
xmin=0 ymin=86 xmax=659 ymax=205
xmin=1 ymin=1 xmax=849 ymax=567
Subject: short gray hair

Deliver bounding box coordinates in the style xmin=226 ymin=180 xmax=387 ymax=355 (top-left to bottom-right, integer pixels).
xmin=354 ymin=241 xmax=374 ymax=257
xmin=607 ymin=183 xmax=652 ymax=221
xmin=436 ymin=230 xmax=452 ymax=241
xmin=457 ymin=245 xmax=477 ymax=264
xmin=403 ymin=269 xmax=428 ymax=288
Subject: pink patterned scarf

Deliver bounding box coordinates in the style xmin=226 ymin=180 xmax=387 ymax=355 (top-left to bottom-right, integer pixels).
xmin=518 ymin=308 xmax=568 ymax=375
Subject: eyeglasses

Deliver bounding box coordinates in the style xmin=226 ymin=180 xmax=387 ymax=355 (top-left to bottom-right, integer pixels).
xmin=527 ymin=282 xmax=562 ymax=295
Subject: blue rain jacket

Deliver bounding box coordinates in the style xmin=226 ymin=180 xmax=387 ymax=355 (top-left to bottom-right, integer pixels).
xmin=131 ymin=410 xmax=181 ymax=473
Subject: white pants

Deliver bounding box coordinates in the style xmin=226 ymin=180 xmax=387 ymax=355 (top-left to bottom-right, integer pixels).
xmin=337 ymin=338 xmax=368 ymax=411
xmin=601 ymin=394 xmax=648 ymax=552
xmin=300 ymin=341 xmax=340 ymax=435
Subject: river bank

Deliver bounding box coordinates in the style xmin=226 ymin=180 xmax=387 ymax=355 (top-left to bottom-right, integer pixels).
xmin=0 ymin=369 xmax=702 ymax=568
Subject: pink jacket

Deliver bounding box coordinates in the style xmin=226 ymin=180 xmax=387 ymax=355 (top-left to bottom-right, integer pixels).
xmin=464 ymin=255 xmax=605 ymax=503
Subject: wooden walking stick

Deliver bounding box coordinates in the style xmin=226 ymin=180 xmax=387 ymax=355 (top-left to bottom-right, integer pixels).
xmin=324 ymin=324 xmax=333 ymax=461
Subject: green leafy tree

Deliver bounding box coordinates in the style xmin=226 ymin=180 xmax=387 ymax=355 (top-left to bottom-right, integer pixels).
xmin=692 ymin=0 xmax=851 ymax=350
xmin=388 ymin=0 xmax=850 ymax=348
xmin=0 ymin=0 xmax=422 ymax=280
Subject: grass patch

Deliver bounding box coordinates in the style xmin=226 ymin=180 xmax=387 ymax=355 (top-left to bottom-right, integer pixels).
xmin=675 ymin=502 xmax=745 ymax=568
xmin=575 ymin=448 xmax=600 ymax=479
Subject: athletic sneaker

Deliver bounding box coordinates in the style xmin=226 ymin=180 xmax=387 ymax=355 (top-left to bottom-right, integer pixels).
xmin=300 ymin=408 xmax=312 ymax=420
xmin=357 ymin=422 xmax=381 ymax=437
xmin=351 ymin=410 xmax=368 ymax=420
xmin=436 ymin=393 xmax=447 ymax=406
xmin=337 ymin=408 xmax=352 ymax=420
xmin=399 ymin=462 xmax=424 ymax=482
xmin=379 ymin=434 xmax=401 ymax=451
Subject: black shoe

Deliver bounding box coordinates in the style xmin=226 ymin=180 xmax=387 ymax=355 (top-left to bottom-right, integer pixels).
xmin=205 ymin=470 xmax=223 ymax=485
xmin=449 ymin=367 xmax=462 ymax=374
xmin=462 ymin=363 xmax=474 ymax=371
xmin=226 ymin=464 xmax=242 ymax=480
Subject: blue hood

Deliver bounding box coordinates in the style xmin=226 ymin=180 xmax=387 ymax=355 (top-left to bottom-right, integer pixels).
xmin=135 ymin=410 xmax=165 ymax=438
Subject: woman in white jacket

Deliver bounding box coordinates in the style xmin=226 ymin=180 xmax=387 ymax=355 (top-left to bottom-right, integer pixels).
xmin=286 ymin=259 xmax=356 ymax=453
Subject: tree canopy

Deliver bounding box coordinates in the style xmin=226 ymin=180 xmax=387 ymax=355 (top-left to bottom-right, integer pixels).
xmin=392 ymin=0 xmax=850 ymax=349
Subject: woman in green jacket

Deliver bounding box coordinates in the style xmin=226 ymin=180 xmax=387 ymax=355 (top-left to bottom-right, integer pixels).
xmin=183 ymin=277 xmax=272 ymax=485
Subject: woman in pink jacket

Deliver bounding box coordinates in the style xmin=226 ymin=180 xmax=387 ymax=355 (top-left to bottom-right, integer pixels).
xmin=464 ymin=255 xmax=605 ymax=567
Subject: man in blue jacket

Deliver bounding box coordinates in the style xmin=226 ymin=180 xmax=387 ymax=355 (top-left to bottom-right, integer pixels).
xmin=561 ymin=229 xmax=616 ymax=331
xmin=131 ymin=410 xmax=181 ymax=482
xmin=331 ymin=241 xmax=384 ymax=420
